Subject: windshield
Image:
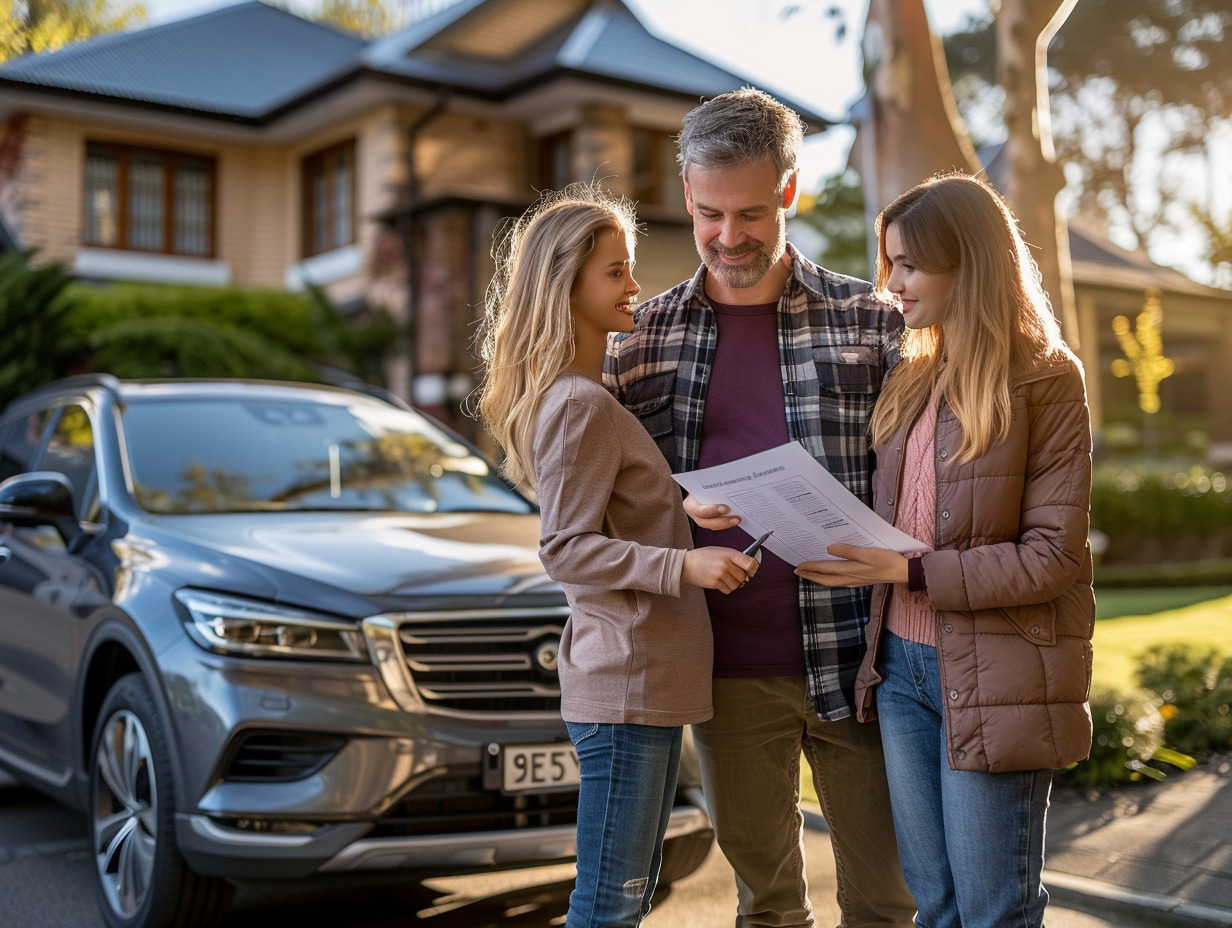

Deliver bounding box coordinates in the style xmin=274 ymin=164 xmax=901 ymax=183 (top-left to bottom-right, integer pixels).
xmin=120 ymin=395 xmax=531 ymax=515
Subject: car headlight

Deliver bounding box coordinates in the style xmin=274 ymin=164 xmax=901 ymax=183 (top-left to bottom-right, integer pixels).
xmin=175 ymin=590 xmax=367 ymax=661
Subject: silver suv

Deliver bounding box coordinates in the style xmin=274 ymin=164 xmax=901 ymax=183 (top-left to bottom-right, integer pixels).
xmin=0 ymin=375 xmax=713 ymax=928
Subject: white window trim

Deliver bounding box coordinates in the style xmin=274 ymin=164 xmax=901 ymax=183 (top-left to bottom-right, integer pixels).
xmin=285 ymin=244 xmax=363 ymax=290
xmin=75 ymin=248 xmax=231 ymax=286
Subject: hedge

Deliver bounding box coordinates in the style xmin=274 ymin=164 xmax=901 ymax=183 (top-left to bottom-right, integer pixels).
xmin=1091 ymin=462 xmax=1232 ymax=565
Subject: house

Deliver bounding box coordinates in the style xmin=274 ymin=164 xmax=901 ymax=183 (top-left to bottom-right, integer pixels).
xmin=977 ymin=146 xmax=1232 ymax=459
xmin=1068 ymin=227 xmax=1232 ymax=461
xmin=0 ymin=0 xmax=831 ymax=433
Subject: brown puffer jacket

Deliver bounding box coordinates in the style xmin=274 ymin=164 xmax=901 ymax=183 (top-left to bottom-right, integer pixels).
xmin=854 ymin=353 xmax=1096 ymax=773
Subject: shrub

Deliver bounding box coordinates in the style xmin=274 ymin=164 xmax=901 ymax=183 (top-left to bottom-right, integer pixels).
xmin=1095 ymin=559 xmax=1232 ymax=588
xmin=3 ymin=271 xmax=398 ymax=402
xmin=1091 ymin=462 xmax=1232 ymax=564
xmin=1135 ymin=644 xmax=1232 ymax=758
xmin=0 ymin=252 xmax=84 ymax=411
xmin=1066 ymin=689 xmax=1171 ymax=788
xmin=64 ymin=280 xmax=396 ymax=384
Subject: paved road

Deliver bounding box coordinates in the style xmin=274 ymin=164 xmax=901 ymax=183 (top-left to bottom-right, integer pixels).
xmin=0 ymin=769 xmax=1147 ymax=927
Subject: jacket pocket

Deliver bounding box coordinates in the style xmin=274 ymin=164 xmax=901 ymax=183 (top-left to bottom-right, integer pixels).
xmin=996 ymin=601 xmax=1057 ymax=646
xmin=813 ymin=344 xmax=880 ymax=396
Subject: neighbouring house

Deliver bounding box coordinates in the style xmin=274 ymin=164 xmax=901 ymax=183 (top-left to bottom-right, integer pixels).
xmin=979 ymin=147 xmax=1232 ymax=460
xmin=0 ymin=0 xmax=831 ymax=434
xmin=1068 ymin=227 xmax=1232 ymax=462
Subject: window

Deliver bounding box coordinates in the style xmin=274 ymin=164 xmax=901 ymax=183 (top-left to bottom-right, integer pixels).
xmin=537 ymin=131 xmax=573 ymax=191
xmin=632 ymin=128 xmax=684 ymax=209
xmin=120 ymin=397 xmax=530 ymax=516
xmin=0 ymin=409 xmax=55 ymax=483
xmin=302 ymin=140 xmax=356 ymax=258
xmin=41 ymin=404 xmax=99 ymax=521
xmin=83 ymin=143 xmax=215 ymax=257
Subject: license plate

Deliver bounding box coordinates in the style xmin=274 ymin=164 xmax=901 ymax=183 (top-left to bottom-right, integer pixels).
xmin=502 ymin=743 xmax=580 ymax=793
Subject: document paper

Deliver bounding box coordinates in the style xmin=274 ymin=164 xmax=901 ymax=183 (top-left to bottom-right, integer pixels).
xmin=672 ymin=441 xmax=931 ymax=566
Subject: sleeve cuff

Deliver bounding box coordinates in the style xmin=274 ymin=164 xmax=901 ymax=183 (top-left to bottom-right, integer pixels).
xmin=907 ymin=555 xmax=927 ymax=593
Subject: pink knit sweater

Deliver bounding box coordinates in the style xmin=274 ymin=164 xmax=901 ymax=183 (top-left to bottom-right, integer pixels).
xmin=884 ymin=397 xmax=940 ymax=646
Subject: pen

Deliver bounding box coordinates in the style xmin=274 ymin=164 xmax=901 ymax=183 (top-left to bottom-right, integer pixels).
xmin=742 ymin=529 xmax=774 ymax=557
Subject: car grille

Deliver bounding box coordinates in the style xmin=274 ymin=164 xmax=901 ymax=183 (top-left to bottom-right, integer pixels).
xmin=395 ymin=612 xmax=567 ymax=713
xmin=369 ymin=767 xmax=578 ymax=837
xmin=222 ymin=731 xmax=348 ymax=782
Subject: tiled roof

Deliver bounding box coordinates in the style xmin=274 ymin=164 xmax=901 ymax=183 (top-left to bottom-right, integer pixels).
xmin=0 ymin=2 xmax=365 ymax=118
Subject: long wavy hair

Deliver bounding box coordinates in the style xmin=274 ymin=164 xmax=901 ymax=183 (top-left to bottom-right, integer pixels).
xmin=474 ymin=183 xmax=638 ymax=490
xmin=870 ymin=173 xmax=1068 ymax=463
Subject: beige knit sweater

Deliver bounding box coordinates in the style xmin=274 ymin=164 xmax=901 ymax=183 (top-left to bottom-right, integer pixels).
xmin=534 ymin=371 xmax=713 ymax=726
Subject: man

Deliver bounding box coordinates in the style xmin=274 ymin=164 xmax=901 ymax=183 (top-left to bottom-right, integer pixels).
xmin=605 ymin=88 xmax=915 ymax=928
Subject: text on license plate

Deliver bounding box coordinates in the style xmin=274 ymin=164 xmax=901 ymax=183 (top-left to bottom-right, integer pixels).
xmin=502 ymin=743 xmax=580 ymax=793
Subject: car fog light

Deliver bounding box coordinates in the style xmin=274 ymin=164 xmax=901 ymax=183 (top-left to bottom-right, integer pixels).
xmin=226 ymin=818 xmax=321 ymax=835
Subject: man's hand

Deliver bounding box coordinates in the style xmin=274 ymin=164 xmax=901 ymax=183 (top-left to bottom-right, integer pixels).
xmin=683 ymin=494 xmax=742 ymax=531
xmin=682 ymin=547 xmax=760 ymax=594
xmin=795 ymin=544 xmax=909 ymax=587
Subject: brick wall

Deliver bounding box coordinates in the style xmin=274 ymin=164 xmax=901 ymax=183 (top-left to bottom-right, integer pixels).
xmin=11 ymin=115 xmax=85 ymax=262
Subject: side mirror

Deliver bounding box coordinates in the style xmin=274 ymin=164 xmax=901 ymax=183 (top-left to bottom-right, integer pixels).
xmin=0 ymin=471 xmax=79 ymax=541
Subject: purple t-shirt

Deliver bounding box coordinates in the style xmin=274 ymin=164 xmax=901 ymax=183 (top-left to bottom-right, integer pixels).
xmin=695 ymin=299 xmax=805 ymax=677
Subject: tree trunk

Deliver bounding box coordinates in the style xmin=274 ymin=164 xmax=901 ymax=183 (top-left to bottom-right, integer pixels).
xmin=855 ymin=0 xmax=981 ymax=208
xmin=996 ymin=0 xmax=1081 ymax=345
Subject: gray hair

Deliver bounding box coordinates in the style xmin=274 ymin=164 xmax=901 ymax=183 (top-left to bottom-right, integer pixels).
xmin=676 ymin=87 xmax=805 ymax=193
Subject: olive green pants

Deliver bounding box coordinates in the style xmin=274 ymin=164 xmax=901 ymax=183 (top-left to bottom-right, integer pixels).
xmin=693 ymin=676 xmax=916 ymax=928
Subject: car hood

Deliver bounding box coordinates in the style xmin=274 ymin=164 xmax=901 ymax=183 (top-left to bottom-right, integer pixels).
xmin=141 ymin=510 xmax=558 ymax=604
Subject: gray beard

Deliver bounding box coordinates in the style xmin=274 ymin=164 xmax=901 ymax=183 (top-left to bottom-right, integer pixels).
xmin=703 ymin=247 xmax=773 ymax=290
xmin=700 ymin=216 xmax=786 ymax=291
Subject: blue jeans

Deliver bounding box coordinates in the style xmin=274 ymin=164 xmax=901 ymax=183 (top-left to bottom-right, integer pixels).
xmin=875 ymin=633 xmax=1053 ymax=928
xmin=564 ymin=721 xmax=682 ymax=928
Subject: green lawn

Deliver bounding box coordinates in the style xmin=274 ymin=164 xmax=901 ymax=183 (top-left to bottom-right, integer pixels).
xmin=800 ymin=587 xmax=1232 ymax=805
xmin=1096 ymin=585 xmax=1232 ymax=621
xmin=1092 ymin=589 xmax=1232 ymax=692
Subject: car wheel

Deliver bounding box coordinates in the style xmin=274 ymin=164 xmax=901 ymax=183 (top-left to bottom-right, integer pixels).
xmin=90 ymin=673 xmax=233 ymax=928
xmin=657 ymin=829 xmax=715 ymax=887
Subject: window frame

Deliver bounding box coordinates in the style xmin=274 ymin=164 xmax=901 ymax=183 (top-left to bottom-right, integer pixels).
xmin=631 ymin=127 xmax=684 ymax=209
xmin=38 ymin=401 xmax=101 ymax=523
xmin=536 ymin=130 xmax=573 ymax=192
xmin=82 ymin=141 xmax=217 ymax=258
xmin=301 ymin=139 xmax=358 ymax=259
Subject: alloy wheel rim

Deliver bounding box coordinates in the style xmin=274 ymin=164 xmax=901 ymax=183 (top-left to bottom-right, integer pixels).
xmin=94 ymin=708 xmax=158 ymax=919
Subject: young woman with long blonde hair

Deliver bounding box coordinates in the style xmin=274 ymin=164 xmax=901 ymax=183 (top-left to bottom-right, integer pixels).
xmin=476 ymin=183 xmax=757 ymax=928
xmin=796 ymin=173 xmax=1096 ymax=928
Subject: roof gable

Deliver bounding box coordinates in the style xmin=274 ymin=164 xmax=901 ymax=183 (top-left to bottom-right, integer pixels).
xmin=414 ymin=0 xmax=592 ymax=59
xmin=0 ymin=0 xmax=832 ymax=128
xmin=367 ymin=0 xmax=796 ymax=106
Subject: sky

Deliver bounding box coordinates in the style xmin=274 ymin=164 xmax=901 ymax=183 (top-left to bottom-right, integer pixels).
xmin=136 ymin=0 xmax=994 ymax=189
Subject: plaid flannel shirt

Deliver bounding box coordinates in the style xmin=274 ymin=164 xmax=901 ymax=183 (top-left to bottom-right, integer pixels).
xmin=604 ymin=243 xmax=903 ymax=721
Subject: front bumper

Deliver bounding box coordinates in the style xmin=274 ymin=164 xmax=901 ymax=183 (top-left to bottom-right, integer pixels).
xmin=178 ymin=803 xmax=711 ymax=880
xmin=161 ymin=632 xmax=711 ymax=881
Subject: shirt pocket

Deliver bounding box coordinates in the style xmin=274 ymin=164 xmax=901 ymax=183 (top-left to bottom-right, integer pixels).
xmin=623 ymin=372 xmax=675 ymax=442
xmin=813 ymin=344 xmax=881 ymax=397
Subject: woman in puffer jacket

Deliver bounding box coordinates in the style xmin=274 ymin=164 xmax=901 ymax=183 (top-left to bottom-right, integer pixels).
xmin=796 ymin=172 xmax=1095 ymax=928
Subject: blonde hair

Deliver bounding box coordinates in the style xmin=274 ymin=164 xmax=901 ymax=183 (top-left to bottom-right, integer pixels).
xmin=870 ymin=172 xmax=1067 ymax=463
xmin=474 ymin=183 xmax=638 ymax=490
